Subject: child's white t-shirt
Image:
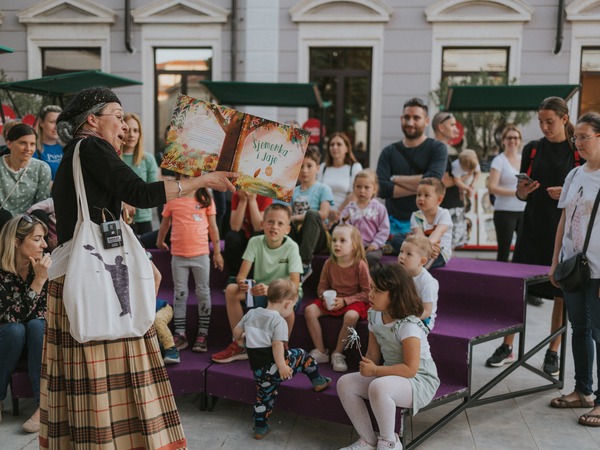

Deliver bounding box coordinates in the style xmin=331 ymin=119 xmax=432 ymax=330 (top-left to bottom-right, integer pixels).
xmin=413 ymin=268 xmax=439 ymax=330
xmin=451 ymin=159 xmax=481 ymax=186
xmin=410 ymin=207 xmax=453 ymax=262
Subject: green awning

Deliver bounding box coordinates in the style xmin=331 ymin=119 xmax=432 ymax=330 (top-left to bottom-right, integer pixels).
xmin=444 ymin=84 xmax=580 ymax=112
xmin=0 ymin=70 xmax=142 ymax=97
xmin=199 ymin=81 xmax=323 ymax=108
xmin=0 ymin=46 xmax=14 ymax=54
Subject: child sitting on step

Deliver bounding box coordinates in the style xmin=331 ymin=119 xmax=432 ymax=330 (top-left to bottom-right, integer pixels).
xmin=304 ymin=223 xmax=370 ymax=372
xmin=156 ymin=183 xmax=223 ymax=353
xmin=212 ymin=203 xmax=303 ymax=363
xmin=337 ymin=264 xmax=440 ymax=450
xmin=397 ymin=235 xmax=439 ymax=330
xmin=411 ymin=177 xmax=453 ymax=269
xmin=233 ymin=278 xmax=332 ymax=440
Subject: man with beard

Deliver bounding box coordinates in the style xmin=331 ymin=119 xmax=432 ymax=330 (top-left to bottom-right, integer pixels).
xmin=377 ymin=98 xmax=447 ymax=252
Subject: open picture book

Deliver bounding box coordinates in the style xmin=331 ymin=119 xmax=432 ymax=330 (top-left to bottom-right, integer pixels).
xmin=160 ymin=94 xmax=311 ymax=202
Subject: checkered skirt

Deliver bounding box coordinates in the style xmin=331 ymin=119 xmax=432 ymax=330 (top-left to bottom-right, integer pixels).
xmin=39 ymin=277 xmax=187 ymax=449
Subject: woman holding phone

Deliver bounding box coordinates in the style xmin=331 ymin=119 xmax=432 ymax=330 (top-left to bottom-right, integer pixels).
xmin=486 ymin=97 xmax=581 ymax=377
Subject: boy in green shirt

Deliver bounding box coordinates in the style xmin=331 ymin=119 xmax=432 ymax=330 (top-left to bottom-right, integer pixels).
xmin=212 ymin=203 xmax=303 ymax=363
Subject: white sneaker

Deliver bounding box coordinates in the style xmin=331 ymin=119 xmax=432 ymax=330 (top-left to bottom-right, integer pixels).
xmin=331 ymin=352 xmax=348 ymax=372
xmin=339 ymin=438 xmax=376 ymax=450
xmin=377 ymin=433 xmax=402 ymax=450
xmin=310 ymin=348 xmax=330 ymax=364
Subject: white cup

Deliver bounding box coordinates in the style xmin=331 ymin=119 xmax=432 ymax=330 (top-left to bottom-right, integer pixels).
xmin=323 ymin=290 xmax=337 ymax=310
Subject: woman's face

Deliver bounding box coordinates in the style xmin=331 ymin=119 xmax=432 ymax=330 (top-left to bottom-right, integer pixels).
xmin=94 ymin=103 xmax=129 ymax=151
xmin=538 ymin=109 xmax=567 ymax=143
xmin=124 ymin=117 xmax=140 ymax=152
xmin=40 ymin=112 xmax=60 ymax=142
xmin=17 ymin=223 xmax=47 ymax=261
xmin=503 ymin=131 xmax=521 ymax=151
xmin=329 ymin=136 xmax=348 ymax=164
xmin=573 ymin=123 xmax=600 ymax=161
xmin=7 ymin=133 xmax=36 ymax=164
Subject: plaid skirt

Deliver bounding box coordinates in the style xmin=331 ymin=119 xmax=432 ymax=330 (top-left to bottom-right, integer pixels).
xmin=39 ymin=276 xmax=187 ymax=450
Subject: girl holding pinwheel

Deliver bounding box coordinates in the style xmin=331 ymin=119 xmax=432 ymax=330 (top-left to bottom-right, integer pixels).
xmin=337 ymin=263 xmax=439 ymax=450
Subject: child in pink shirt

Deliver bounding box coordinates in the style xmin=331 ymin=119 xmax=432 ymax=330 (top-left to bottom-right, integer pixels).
xmin=157 ymin=185 xmax=223 ymax=353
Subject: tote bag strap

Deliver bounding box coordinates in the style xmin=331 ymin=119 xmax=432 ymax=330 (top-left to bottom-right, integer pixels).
xmin=583 ymin=188 xmax=600 ymax=255
xmin=72 ymin=140 xmax=92 ymax=223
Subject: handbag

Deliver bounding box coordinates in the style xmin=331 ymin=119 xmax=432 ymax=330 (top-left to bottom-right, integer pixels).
xmin=554 ymin=186 xmax=600 ymax=293
xmin=58 ymin=140 xmax=155 ymax=342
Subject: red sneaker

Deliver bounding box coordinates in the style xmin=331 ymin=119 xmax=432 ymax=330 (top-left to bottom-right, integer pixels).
xmin=211 ymin=341 xmax=248 ymax=363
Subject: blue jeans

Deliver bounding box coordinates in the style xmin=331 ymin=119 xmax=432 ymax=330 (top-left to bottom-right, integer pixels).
xmin=0 ymin=319 xmax=46 ymax=404
xmin=563 ymin=279 xmax=600 ymax=402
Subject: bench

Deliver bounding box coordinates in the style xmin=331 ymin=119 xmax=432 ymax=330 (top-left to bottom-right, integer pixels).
xmin=10 ymin=249 xmax=556 ymax=449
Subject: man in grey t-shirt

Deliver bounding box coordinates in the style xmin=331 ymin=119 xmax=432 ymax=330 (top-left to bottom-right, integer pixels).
xmin=377 ymin=98 xmax=447 ymax=246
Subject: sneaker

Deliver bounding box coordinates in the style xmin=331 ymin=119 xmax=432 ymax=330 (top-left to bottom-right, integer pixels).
xmin=301 ymin=264 xmax=313 ymax=283
xmin=311 ymin=375 xmax=332 ymax=392
xmin=163 ymin=346 xmax=180 ymax=364
xmin=340 ymin=438 xmax=377 ymax=450
xmin=527 ymin=295 xmax=544 ymax=306
xmin=192 ymin=334 xmax=208 ymax=353
xmin=377 ymin=433 xmax=402 ymax=450
xmin=543 ymin=349 xmax=560 ymax=376
xmin=331 ymin=352 xmax=348 ymax=372
xmin=309 ymin=348 xmax=330 ymax=364
xmin=486 ymin=344 xmax=515 ymax=367
xmin=253 ymin=423 xmax=271 ymax=440
xmin=173 ymin=333 xmax=188 ymax=350
xmin=212 ymin=341 xmax=248 ymax=363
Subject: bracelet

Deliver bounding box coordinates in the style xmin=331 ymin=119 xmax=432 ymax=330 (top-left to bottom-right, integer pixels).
xmin=173 ymin=179 xmax=183 ymax=198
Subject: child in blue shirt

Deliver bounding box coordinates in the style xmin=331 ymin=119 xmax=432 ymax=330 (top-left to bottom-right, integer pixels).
xmin=289 ymin=146 xmax=334 ymax=281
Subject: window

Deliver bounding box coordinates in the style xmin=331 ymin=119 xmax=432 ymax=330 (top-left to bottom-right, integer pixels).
xmin=154 ymin=48 xmax=212 ymax=152
xmin=309 ymin=47 xmax=372 ymax=167
xmin=442 ymin=47 xmax=509 ymax=84
xmin=42 ymin=48 xmax=101 ymax=76
xmin=580 ymin=48 xmax=600 ymax=114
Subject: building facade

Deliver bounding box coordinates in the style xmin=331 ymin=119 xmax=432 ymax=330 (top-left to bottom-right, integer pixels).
xmin=0 ymin=0 xmax=599 ymax=166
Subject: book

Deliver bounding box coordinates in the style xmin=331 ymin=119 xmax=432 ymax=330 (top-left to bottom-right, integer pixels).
xmin=160 ymin=94 xmax=311 ymax=202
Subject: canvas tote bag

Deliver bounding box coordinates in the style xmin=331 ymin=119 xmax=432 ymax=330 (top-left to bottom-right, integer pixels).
xmin=53 ymin=140 xmax=155 ymax=342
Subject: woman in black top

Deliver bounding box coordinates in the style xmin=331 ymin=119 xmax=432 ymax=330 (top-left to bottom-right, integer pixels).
xmin=39 ymin=87 xmax=237 ymax=449
xmin=486 ymin=97 xmax=581 ymax=377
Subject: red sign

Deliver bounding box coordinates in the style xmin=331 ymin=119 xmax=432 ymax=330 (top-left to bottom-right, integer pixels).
xmin=0 ymin=104 xmax=17 ymax=136
xmin=302 ymin=118 xmax=324 ymax=145
xmin=448 ymin=120 xmax=464 ymax=147
xmin=22 ymin=114 xmax=36 ymax=127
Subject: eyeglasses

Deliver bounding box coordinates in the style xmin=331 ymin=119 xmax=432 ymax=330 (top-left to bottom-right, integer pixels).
xmin=570 ymin=133 xmax=600 ymax=144
xmin=19 ymin=214 xmax=41 ymax=226
xmin=95 ymin=113 xmax=126 ymax=124
xmin=504 ymin=136 xmax=521 ymax=141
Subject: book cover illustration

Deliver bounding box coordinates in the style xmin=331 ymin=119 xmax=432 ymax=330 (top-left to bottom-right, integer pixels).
xmin=161 ymin=94 xmax=311 ymax=202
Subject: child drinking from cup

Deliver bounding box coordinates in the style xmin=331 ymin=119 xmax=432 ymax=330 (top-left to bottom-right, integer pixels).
xmin=304 ymin=223 xmax=371 ymax=372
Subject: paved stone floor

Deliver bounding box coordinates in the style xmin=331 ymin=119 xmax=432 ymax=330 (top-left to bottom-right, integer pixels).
xmin=3 ymin=293 xmax=600 ymax=449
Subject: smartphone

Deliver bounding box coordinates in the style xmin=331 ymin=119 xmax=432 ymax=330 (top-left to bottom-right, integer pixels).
xmin=515 ymin=173 xmax=534 ymax=183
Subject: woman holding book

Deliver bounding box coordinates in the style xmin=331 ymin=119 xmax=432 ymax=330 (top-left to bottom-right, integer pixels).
xmin=39 ymin=86 xmax=237 ymax=449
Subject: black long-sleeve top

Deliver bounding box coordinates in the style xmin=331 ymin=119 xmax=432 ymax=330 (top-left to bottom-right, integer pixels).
xmin=52 ymin=137 xmax=166 ymax=245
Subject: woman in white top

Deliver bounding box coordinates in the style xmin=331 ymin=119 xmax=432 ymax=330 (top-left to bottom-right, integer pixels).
xmin=549 ymin=112 xmax=600 ymax=427
xmin=317 ymin=132 xmax=362 ymax=225
xmin=488 ymin=125 xmax=526 ymax=262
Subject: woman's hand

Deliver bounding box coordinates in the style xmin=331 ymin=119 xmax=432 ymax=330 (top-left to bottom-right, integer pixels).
xmin=30 ymin=254 xmax=52 ymax=282
xmin=198 ymin=171 xmax=239 ymax=192
xmin=548 ymin=262 xmax=560 ymax=288
xmin=516 ymin=179 xmax=540 ymax=199
xmin=546 ymin=186 xmax=562 ymax=201
xmin=365 ymin=244 xmax=378 ymax=253
xmin=359 ymin=356 xmax=378 ymax=377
